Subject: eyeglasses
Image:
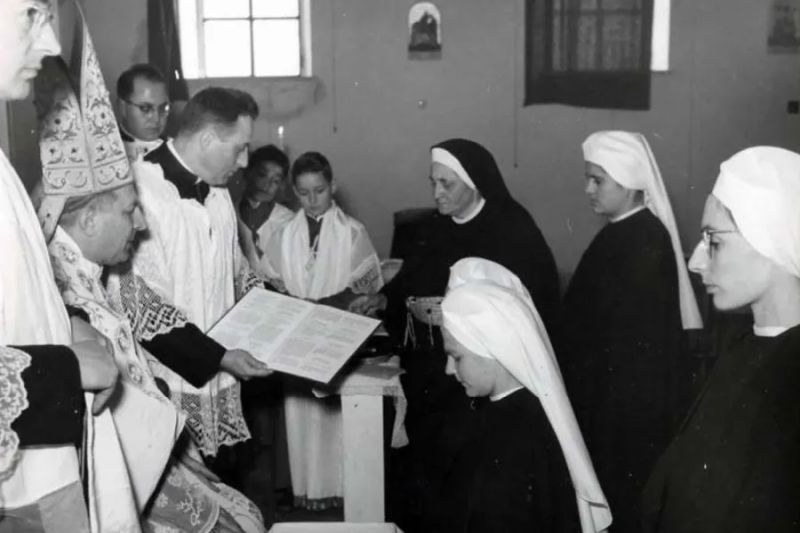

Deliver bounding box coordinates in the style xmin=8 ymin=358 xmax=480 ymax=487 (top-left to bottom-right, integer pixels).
xmin=123 ymin=99 xmax=170 ymax=118
xmin=700 ymin=229 xmax=737 ymax=259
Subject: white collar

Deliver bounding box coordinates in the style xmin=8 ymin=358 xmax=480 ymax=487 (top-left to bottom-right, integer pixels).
xmin=753 ymin=325 xmax=790 ymax=337
xmin=121 ymin=125 xmax=162 ymax=146
xmin=166 ymin=139 xmax=204 ymax=184
xmin=490 ymin=385 xmax=525 ymax=402
xmin=452 ymin=198 xmax=486 ymax=224
xmin=610 ymin=204 xmax=647 ymax=223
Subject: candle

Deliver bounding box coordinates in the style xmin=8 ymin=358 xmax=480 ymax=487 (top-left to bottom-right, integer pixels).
xmin=277 ymin=126 xmax=285 ymax=150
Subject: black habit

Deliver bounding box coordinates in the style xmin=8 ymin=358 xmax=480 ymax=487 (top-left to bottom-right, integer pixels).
xmin=423 ymin=389 xmax=577 ymax=533
xmin=642 ymin=324 xmax=800 ymax=532
xmin=560 ymin=208 xmax=686 ymax=533
xmin=382 ymin=139 xmax=560 ymax=530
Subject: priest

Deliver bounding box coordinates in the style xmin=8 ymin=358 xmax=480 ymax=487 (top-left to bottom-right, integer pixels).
xmin=0 ymin=0 xmax=117 ymax=528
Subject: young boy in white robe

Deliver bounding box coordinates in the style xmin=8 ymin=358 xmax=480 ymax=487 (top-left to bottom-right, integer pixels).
xmin=268 ymin=151 xmax=383 ymax=508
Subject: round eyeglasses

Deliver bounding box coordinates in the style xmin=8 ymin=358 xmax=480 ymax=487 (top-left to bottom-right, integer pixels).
xmin=124 ymin=99 xmax=170 ymax=118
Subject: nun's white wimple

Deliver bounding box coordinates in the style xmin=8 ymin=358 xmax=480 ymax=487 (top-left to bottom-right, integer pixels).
xmin=431 ymin=147 xmax=477 ymax=190
xmin=712 ymin=146 xmax=800 ymax=279
xmin=443 ymin=258 xmax=613 ymax=533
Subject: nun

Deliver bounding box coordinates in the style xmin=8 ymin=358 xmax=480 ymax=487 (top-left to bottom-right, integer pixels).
xmin=350 ymin=139 xmax=560 ymax=528
xmin=424 ymin=257 xmax=611 ymax=533
xmin=560 ymin=131 xmax=702 ymax=532
xmin=642 ymin=146 xmax=800 ymax=532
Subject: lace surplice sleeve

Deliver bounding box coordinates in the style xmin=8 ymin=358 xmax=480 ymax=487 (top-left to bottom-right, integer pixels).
xmin=0 ymin=346 xmax=30 ymax=478
xmin=2 ymin=344 xmax=85 ymax=477
xmin=108 ymin=272 xmax=225 ymax=388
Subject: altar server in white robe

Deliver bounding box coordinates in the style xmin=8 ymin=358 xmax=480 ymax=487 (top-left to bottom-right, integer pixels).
xmin=238 ymin=144 xmax=294 ymax=281
xmin=0 ymin=1 xmax=117 ymax=529
xmin=267 ymin=151 xmax=383 ymax=508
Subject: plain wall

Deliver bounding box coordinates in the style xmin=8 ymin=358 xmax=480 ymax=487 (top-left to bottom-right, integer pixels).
xmin=15 ymin=0 xmax=800 ymax=281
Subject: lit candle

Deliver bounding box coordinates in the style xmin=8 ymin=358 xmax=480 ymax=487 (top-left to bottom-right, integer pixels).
xmin=277 ymin=126 xmax=285 ymax=150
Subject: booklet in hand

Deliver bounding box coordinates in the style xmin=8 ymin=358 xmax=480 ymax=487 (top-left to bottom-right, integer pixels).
xmin=208 ymin=288 xmax=381 ymax=383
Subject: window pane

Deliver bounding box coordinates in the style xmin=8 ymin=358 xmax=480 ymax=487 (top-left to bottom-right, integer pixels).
xmin=204 ymin=20 xmax=252 ymax=77
xmin=203 ymin=0 xmax=249 ymax=19
xmin=178 ymin=0 xmax=200 ymax=77
xmin=651 ymin=0 xmax=670 ymax=70
xmin=253 ymin=20 xmax=300 ymax=76
xmin=252 ymin=0 xmax=299 ymax=18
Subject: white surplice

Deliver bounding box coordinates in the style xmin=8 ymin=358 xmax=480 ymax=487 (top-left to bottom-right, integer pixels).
xmin=0 ymin=149 xmax=85 ymax=524
xmin=239 ymin=202 xmax=294 ymax=280
xmin=270 ymin=204 xmax=383 ymax=504
xmin=129 ymin=157 xmax=253 ymax=453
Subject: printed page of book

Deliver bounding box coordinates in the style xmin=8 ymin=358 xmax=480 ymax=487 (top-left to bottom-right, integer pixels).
xmin=208 ymin=288 xmax=313 ymax=360
xmin=208 ymin=288 xmax=380 ymax=383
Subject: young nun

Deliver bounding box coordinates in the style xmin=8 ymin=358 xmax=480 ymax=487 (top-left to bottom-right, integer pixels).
xmin=350 ymin=139 xmax=560 ymax=528
xmin=268 ymin=151 xmax=383 ymax=509
xmin=429 ymin=257 xmax=611 ymax=533
xmin=642 ymin=147 xmax=800 ymax=532
xmin=238 ymin=144 xmax=294 ymax=281
xmin=560 ymin=131 xmax=702 ymax=532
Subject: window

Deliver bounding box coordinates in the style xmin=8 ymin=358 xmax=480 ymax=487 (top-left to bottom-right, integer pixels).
xmin=525 ymin=0 xmax=669 ymax=110
xmin=178 ymin=0 xmax=311 ymax=78
xmin=549 ymin=0 xmax=669 ymax=73
xmin=650 ymin=0 xmax=670 ymax=71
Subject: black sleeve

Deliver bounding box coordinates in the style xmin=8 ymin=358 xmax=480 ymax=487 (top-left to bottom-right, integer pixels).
xmin=317 ymin=288 xmax=358 ymax=310
xmin=10 ymin=345 xmax=85 ymax=447
xmin=139 ymin=324 xmax=226 ymax=388
xmin=261 ymin=279 xmax=278 ymax=292
xmin=65 ymin=304 xmax=89 ymax=322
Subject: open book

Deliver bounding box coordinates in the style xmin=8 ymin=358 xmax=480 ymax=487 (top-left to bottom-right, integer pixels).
xmin=208 ymin=288 xmax=380 ymax=383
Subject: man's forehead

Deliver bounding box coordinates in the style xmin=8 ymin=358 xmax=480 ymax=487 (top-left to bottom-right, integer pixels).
xmin=130 ymin=77 xmax=168 ymax=99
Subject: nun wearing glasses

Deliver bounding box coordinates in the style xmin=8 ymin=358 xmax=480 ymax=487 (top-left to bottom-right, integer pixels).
xmin=642 ymin=147 xmax=800 ymax=532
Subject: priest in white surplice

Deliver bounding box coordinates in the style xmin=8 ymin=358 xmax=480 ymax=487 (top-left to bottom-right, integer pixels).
xmin=0 ymin=0 xmax=118 ymax=529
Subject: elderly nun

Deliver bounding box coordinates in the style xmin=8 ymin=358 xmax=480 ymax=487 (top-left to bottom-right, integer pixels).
xmin=350 ymin=139 xmax=560 ymax=528
xmin=560 ymin=131 xmax=702 ymax=532
xmin=424 ymin=257 xmax=612 ymax=533
xmin=642 ymin=146 xmax=800 ymax=532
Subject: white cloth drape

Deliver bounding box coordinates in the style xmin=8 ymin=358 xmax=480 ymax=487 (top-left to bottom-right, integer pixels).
xmin=582 ymin=131 xmax=703 ymax=330
xmin=443 ymin=258 xmax=613 ymax=533
xmin=712 ymin=146 xmax=800 ymax=279
xmin=0 ymin=149 xmax=83 ymax=512
xmin=239 ymin=202 xmax=294 ymax=279
xmin=132 ymin=159 xmax=239 ymax=331
xmin=50 ymin=228 xmax=184 ymax=532
xmin=272 ymin=204 xmax=383 ymax=503
xmin=274 ymin=204 xmax=383 ymax=300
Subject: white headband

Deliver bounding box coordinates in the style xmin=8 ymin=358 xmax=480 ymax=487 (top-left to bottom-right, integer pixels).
xmin=431 ymin=147 xmax=477 ymax=189
xmin=712 ymin=146 xmax=800 ymax=279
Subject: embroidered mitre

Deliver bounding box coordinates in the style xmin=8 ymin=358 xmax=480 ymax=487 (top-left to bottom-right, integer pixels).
xmin=34 ymin=0 xmax=131 ymax=241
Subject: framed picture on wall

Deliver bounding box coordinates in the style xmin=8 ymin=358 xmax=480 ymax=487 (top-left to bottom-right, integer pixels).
xmin=768 ymin=0 xmax=800 ymax=53
xmin=408 ymin=2 xmax=442 ymax=60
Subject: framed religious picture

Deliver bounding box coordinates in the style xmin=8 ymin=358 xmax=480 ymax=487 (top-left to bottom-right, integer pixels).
xmin=768 ymin=0 xmax=800 ymax=53
xmin=408 ymin=2 xmax=442 ymax=60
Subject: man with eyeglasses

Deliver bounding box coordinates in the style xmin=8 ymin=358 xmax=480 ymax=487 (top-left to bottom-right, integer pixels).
xmin=116 ymin=63 xmax=170 ymax=159
xmin=0 ymin=0 xmax=118 ymax=529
